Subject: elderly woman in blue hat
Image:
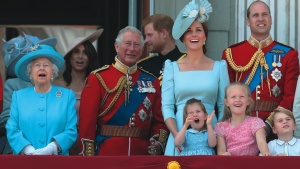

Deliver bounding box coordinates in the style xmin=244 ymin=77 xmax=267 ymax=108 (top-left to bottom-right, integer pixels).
xmin=161 ymin=0 xmax=229 ymax=156
xmin=5 ymin=41 xmax=77 ymax=155
xmin=0 ymin=34 xmax=57 ymax=154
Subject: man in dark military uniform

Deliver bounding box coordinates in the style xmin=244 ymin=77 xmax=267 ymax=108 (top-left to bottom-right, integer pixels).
xmin=79 ymin=26 xmax=168 ymax=156
xmin=222 ymin=1 xmax=299 ymax=137
xmin=138 ymin=14 xmax=183 ymax=85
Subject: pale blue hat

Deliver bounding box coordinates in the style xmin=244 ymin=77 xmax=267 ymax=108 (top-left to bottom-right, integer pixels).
xmin=172 ymin=0 xmax=212 ymax=40
xmin=15 ymin=44 xmax=64 ymax=82
xmin=3 ymin=33 xmax=57 ymax=77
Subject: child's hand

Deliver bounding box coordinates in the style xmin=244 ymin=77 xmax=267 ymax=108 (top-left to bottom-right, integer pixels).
xmin=176 ymin=146 xmax=182 ymax=153
xmin=222 ymin=152 xmax=231 ymax=156
xmin=184 ymin=114 xmax=194 ymax=127
xmin=261 ymin=152 xmax=272 ymax=156
xmin=277 ymin=153 xmax=287 ymax=156
xmin=206 ymin=110 xmax=215 ymax=126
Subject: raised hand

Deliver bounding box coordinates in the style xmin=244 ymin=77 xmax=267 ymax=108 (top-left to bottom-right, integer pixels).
xmin=184 ymin=113 xmax=194 ymax=128
xmin=206 ymin=110 xmax=215 ymax=126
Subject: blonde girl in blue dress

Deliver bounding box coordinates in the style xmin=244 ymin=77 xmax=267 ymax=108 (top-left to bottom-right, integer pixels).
xmin=175 ymin=98 xmax=216 ymax=156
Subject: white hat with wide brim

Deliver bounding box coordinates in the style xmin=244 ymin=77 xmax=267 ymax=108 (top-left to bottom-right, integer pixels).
xmin=64 ymin=28 xmax=104 ymax=57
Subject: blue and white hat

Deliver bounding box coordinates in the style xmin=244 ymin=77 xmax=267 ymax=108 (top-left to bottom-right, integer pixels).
xmin=172 ymin=0 xmax=212 ymax=40
xmin=3 ymin=33 xmax=57 ymax=77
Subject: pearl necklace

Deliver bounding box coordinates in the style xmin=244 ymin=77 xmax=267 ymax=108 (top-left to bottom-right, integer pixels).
xmin=34 ymin=85 xmax=52 ymax=93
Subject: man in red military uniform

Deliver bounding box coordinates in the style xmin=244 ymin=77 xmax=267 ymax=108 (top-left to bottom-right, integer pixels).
xmin=79 ymin=26 xmax=168 ymax=156
xmin=222 ymin=1 xmax=299 ymax=136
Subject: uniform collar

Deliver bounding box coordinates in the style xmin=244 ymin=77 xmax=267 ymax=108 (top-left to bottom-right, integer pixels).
xmin=276 ymin=137 xmax=297 ymax=146
xmin=113 ymin=56 xmax=137 ymax=75
xmin=248 ymin=35 xmax=273 ymax=49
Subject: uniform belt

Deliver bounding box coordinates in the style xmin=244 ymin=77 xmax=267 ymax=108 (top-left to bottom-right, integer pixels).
xmin=99 ymin=125 xmax=150 ymax=140
xmin=253 ymin=100 xmax=279 ymax=112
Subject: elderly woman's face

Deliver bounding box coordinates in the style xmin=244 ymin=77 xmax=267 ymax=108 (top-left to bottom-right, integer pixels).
xmin=30 ymin=58 xmax=53 ymax=84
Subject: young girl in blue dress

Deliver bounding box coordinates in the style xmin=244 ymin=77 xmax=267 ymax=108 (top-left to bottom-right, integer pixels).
xmin=175 ymin=98 xmax=216 ymax=156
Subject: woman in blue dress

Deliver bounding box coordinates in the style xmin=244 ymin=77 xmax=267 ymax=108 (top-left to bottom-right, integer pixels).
xmin=162 ymin=0 xmax=229 ymax=156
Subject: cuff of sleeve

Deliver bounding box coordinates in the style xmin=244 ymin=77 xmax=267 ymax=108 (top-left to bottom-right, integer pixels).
xmin=80 ymin=138 xmax=95 ymax=156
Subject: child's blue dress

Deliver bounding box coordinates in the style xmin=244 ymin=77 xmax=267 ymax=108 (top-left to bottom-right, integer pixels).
xmin=180 ymin=128 xmax=215 ymax=156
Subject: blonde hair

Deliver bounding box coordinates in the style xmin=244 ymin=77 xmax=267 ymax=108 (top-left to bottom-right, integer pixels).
xmin=183 ymin=98 xmax=208 ymax=130
xmin=270 ymin=107 xmax=295 ymax=127
xmin=222 ymin=82 xmax=254 ymax=121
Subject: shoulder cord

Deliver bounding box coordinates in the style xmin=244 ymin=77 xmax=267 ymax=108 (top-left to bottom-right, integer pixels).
xmin=225 ymin=48 xmax=268 ymax=85
xmin=94 ymin=73 xmax=126 ymax=118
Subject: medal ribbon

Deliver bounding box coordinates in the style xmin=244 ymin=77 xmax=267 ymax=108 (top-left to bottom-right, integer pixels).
xmin=245 ymin=44 xmax=291 ymax=92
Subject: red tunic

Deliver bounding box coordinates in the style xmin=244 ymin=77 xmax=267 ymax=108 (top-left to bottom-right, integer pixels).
xmin=222 ymin=38 xmax=299 ymax=121
xmin=79 ymin=65 xmax=167 ymax=156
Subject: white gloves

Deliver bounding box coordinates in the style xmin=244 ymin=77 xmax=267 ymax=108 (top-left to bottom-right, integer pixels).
xmin=22 ymin=145 xmax=36 ymax=155
xmin=34 ymin=142 xmax=58 ymax=155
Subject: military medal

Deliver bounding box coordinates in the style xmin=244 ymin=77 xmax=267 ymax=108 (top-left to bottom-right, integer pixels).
xmin=138 ymin=109 xmax=147 ymax=122
xmin=272 ymin=55 xmax=277 ymax=67
xmin=143 ymin=96 xmax=151 ymax=110
xmin=136 ymin=80 xmax=156 ymax=93
xmin=271 ymin=68 xmax=282 ymax=82
xmin=277 ymin=55 xmax=282 ymax=67
xmin=271 ymin=84 xmax=281 ymax=97
xmin=137 ymin=81 xmax=143 ymax=93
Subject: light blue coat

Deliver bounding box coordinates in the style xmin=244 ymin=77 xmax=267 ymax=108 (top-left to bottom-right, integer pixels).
xmin=6 ymin=85 xmax=77 ymax=155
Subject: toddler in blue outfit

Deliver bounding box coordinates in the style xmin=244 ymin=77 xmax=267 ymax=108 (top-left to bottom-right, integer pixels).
xmin=175 ymin=98 xmax=216 ymax=156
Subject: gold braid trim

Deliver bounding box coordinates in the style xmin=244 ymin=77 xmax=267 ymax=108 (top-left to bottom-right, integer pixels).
xmin=94 ymin=73 xmax=126 ymax=118
xmin=244 ymin=52 xmax=263 ymax=85
xmin=225 ymin=48 xmax=266 ymax=85
xmin=225 ymin=48 xmax=258 ymax=72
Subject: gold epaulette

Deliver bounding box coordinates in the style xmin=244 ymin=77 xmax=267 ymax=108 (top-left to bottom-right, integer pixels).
xmin=91 ymin=65 xmax=110 ymax=74
xmin=138 ymin=67 xmax=157 ymax=78
xmin=178 ymin=53 xmax=187 ymax=60
xmin=274 ymin=41 xmax=295 ymax=50
xmin=137 ymin=55 xmax=155 ymax=63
